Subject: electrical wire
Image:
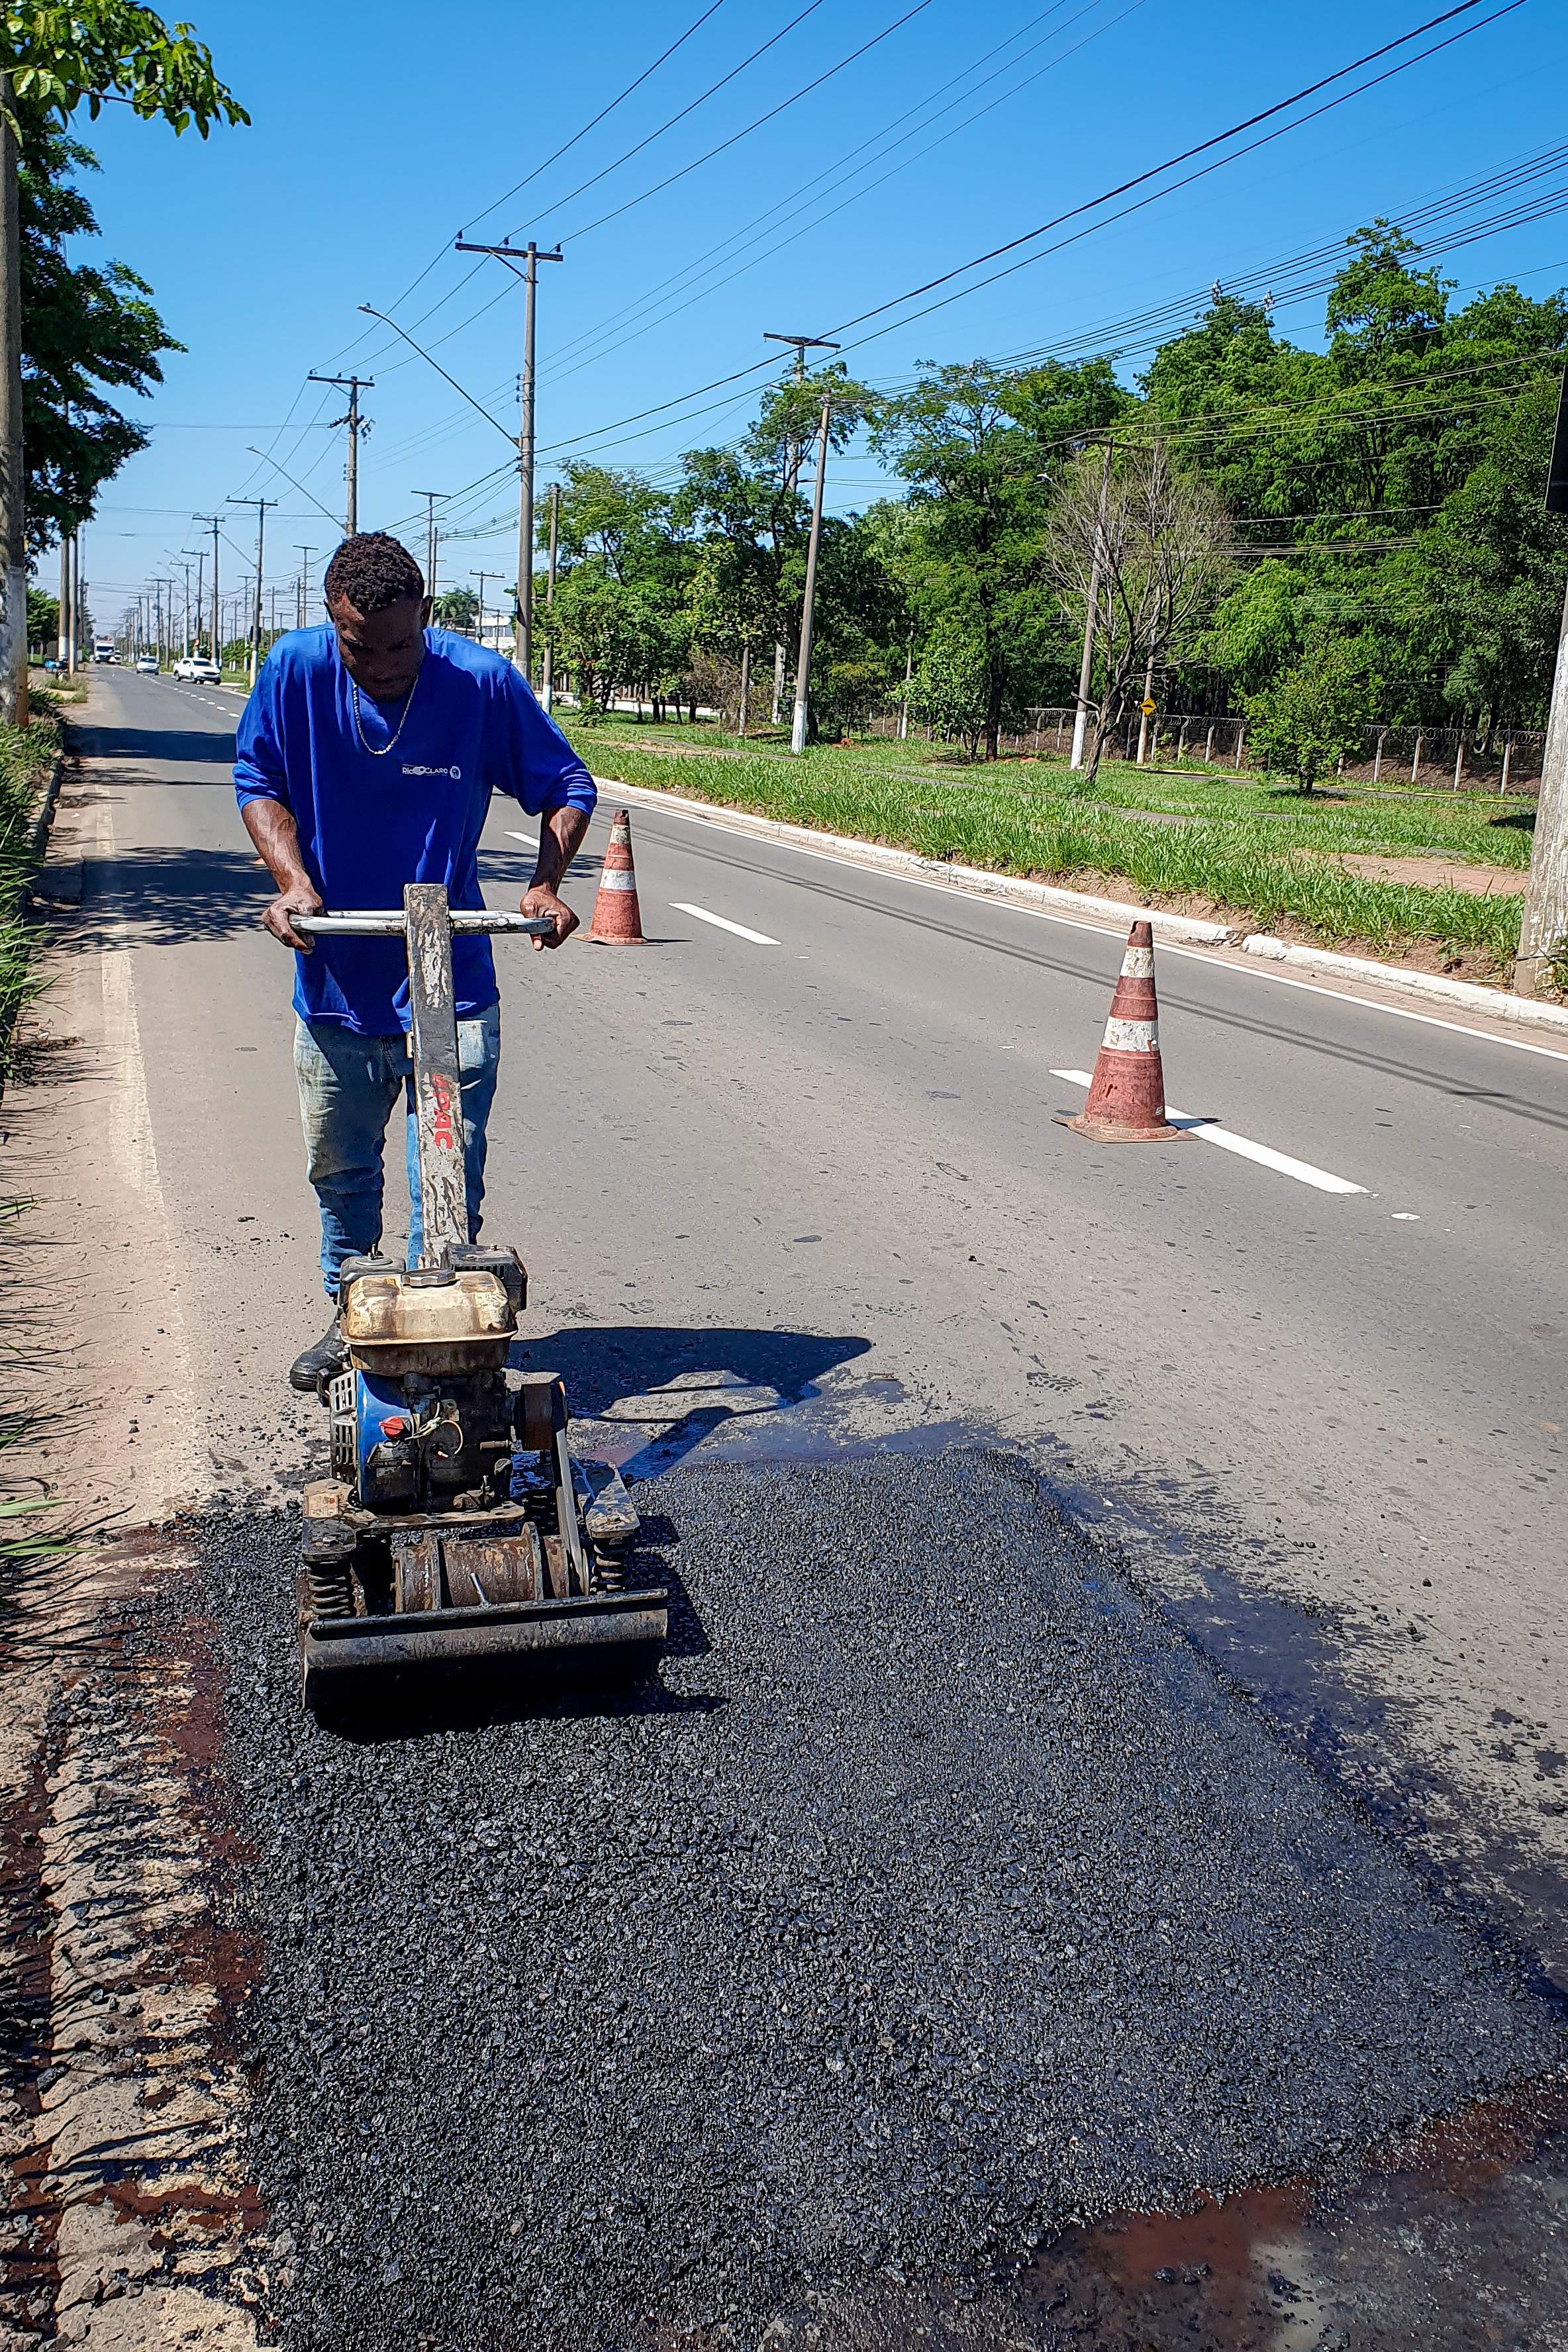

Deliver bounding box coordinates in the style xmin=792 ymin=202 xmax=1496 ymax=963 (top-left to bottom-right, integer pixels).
xmin=818 ymin=0 xmax=1522 ymax=350
xmin=536 ymin=1 xmax=937 ymax=244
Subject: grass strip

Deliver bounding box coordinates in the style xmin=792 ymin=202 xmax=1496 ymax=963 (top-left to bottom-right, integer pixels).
xmin=1 ymin=699 xmax=66 ymax=1575
xmin=573 ymin=721 xmax=1534 ymax=870
xmin=567 ymin=729 xmax=1525 ymax=971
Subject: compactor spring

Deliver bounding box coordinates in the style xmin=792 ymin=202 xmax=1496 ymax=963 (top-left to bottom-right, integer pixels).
xmin=307 ymin=1560 xmax=354 ymax=1621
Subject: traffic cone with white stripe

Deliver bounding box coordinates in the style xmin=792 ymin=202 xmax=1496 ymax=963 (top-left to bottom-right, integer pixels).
xmin=1062 ymin=919 xmax=1181 ymax=1143
xmin=588 ymin=807 xmax=644 ymax=944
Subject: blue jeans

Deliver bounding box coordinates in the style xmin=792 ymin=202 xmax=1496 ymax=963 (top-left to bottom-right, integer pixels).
xmin=293 ymin=1006 xmax=501 ymax=1297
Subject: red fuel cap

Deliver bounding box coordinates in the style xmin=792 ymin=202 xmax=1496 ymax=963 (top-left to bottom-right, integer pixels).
xmin=379 ymin=1416 xmax=409 ymax=1438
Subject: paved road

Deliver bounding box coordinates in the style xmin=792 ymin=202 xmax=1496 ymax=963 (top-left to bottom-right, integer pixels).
xmin=65 ymin=667 xmax=1568 ymax=1963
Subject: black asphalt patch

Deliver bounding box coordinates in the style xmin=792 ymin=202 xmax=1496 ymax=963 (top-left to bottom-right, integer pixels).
xmin=187 ymin=1447 xmax=1564 ymax=2350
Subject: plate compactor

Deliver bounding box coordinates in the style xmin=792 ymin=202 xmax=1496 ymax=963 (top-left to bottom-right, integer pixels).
xmin=290 ymin=883 xmax=666 ymax=1712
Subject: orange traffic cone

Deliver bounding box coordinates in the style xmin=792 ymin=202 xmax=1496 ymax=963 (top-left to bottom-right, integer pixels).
xmin=588 ymin=808 xmax=644 ymax=944
xmin=1061 ymin=919 xmax=1181 ymax=1143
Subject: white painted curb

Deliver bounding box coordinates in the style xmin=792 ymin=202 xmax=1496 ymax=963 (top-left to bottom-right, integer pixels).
xmin=593 ymin=777 xmax=1234 ymax=946
xmin=1242 ymin=934 xmax=1568 ymax=1035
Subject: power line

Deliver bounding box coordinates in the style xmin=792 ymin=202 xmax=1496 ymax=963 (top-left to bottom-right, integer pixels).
xmin=509 ymin=0 xmax=827 ymax=237
xmin=466 ymin=0 xmax=733 ymax=235
xmin=323 ymin=1 xmax=740 ymax=371
xmin=546 ymin=0 xmax=938 ymax=244
xmin=818 ymin=0 xmax=1522 ymax=350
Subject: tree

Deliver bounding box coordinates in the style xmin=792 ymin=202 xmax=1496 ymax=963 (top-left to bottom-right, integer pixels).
xmin=546 ymin=566 xmax=669 ymax=716
xmin=22 ymin=124 xmax=179 ymax=552
xmin=0 ymin=4 xmax=247 ymax=716
xmin=1244 ymin=638 xmax=1379 ymax=792
xmin=24 ymin=579 xmax=52 ymax=646
xmin=432 ymin=586 xmax=478 ymax=633
xmin=1198 ymin=561 xmax=1302 ymax=701
xmin=907 ymin=616 xmax=990 ymax=757
xmin=1043 ymin=438 xmax=1231 ymax=778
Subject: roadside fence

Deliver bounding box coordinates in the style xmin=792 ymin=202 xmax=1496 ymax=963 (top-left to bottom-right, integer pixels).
xmin=859 ymin=706 xmax=1546 ymax=793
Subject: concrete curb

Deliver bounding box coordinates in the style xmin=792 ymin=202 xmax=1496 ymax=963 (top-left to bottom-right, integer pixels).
xmin=1242 ymin=932 xmax=1568 ymax=1035
xmin=593 ymin=777 xmax=1235 ymax=946
xmin=26 ymin=747 xmax=65 ymax=865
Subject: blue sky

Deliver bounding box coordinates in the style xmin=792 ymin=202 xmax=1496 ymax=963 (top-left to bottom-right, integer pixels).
xmin=68 ymin=0 xmax=1565 ymax=634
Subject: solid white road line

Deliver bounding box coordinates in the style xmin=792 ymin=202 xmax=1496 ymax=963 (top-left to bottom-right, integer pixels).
xmin=505 ymin=828 xmax=539 ymax=849
xmin=1050 ymin=1069 xmax=1368 ymax=1195
xmin=672 ymin=902 xmax=779 ymax=946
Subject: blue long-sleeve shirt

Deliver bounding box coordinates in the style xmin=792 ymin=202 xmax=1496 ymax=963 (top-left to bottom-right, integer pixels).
xmin=234 ymin=625 xmax=596 ymax=1033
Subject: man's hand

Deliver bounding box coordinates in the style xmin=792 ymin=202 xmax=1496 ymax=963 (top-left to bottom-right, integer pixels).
xmin=244 ymin=799 xmax=323 ymax=951
xmin=522 ymin=879 xmax=579 ymax=951
xmin=264 ymin=876 xmax=326 ymax=952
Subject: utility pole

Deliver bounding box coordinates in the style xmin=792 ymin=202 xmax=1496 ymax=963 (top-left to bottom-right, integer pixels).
xmin=309 ymin=372 xmax=373 ymax=536
xmin=470 ymin=569 xmax=499 ymax=650
xmin=295 ymin=544 xmax=316 ymax=628
xmin=195 ymin=513 xmax=221 ymax=663
xmin=454 ymin=238 xmax=563 ymax=679
xmin=1070 ymin=438 xmax=1114 ymax=771
xmin=763 ymin=332 xmax=839 ymax=727
xmin=790 ymin=392 xmax=833 ymax=758
xmin=540 ymin=481 xmax=560 ymax=713
xmin=193 ymin=548 xmax=204 ymax=656
xmin=58 ymin=534 xmax=69 ymax=665
xmin=0 ymin=72 xmax=26 ymax=722
xmin=228 ymin=495 xmax=270 ymax=687
xmin=413 ymin=491 xmax=448 ymax=604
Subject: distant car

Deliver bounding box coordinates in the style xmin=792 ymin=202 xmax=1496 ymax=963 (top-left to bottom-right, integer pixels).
xmin=134 ymin=654 xmax=159 ymax=675
xmin=173 ymin=654 xmax=221 ymax=683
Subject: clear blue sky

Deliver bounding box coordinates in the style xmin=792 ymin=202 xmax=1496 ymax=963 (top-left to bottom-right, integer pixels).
xmin=70 ymin=0 xmax=1565 ymax=633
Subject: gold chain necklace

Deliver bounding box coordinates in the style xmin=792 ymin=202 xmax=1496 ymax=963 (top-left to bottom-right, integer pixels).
xmin=350 ymin=664 xmax=421 ymax=759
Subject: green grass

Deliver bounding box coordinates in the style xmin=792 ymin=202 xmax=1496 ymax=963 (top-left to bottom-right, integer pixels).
xmin=565 ymin=723 xmax=1526 ymax=973
xmin=570 ymin=715 xmax=1534 ymax=871
xmin=0 ymin=711 xmax=66 ymax=1575
xmin=0 ymin=711 xmax=60 ymax=1071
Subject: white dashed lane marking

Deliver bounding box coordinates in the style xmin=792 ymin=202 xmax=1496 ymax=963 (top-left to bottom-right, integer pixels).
xmin=1050 ymin=1069 xmax=1367 ymax=1195
xmin=671 ymin=903 xmax=779 ymax=946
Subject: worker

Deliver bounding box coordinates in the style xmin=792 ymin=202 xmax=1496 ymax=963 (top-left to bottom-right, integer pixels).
xmin=234 ymin=531 xmax=594 ymax=1392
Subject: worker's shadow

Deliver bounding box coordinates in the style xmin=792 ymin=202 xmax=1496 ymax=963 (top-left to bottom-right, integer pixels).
xmin=513 ymin=1324 xmax=874 ymax=1481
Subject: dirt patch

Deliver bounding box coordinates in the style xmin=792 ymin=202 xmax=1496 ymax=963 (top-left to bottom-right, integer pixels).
xmin=1336 ymin=852 xmax=1524 ymax=897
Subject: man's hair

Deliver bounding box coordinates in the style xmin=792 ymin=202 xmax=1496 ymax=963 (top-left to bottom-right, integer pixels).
xmin=323 ymin=532 xmax=424 ymax=614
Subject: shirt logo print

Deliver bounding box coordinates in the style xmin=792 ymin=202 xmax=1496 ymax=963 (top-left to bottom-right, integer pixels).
xmin=401 ymin=763 xmax=462 ymax=780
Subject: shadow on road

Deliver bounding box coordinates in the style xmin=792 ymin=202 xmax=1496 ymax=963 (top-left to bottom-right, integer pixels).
xmin=72 ymin=724 xmax=236 ymax=767
xmin=75 ymin=840 xmax=273 ymax=948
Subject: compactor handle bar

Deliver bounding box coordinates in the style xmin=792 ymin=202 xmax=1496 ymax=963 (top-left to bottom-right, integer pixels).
xmin=293 ymin=910 xmax=554 ymax=938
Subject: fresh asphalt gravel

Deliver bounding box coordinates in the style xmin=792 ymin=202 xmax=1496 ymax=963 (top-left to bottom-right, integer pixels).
xmin=182 ymin=1447 xmax=1564 ymax=2351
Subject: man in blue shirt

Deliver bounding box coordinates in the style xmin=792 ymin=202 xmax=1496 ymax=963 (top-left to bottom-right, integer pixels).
xmin=234 ymin=532 xmax=596 ymax=1391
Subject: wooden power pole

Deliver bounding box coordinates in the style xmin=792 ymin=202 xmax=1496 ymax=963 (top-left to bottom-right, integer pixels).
xmin=455 ymin=240 xmax=562 ymax=682
xmin=309 ymin=373 xmax=372 ymax=536
xmin=0 ymin=74 xmax=27 ymax=723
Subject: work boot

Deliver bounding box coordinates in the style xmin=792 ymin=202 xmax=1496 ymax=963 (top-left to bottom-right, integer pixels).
xmin=289 ymin=1321 xmax=348 ymax=1395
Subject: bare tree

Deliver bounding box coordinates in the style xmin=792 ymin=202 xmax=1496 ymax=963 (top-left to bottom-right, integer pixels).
xmin=1043 ymin=440 xmax=1231 ymax=781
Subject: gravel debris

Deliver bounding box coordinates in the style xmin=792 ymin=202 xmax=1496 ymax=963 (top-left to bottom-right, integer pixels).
xmin=185 ymin=1446 xmax=1563 ymax=2350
